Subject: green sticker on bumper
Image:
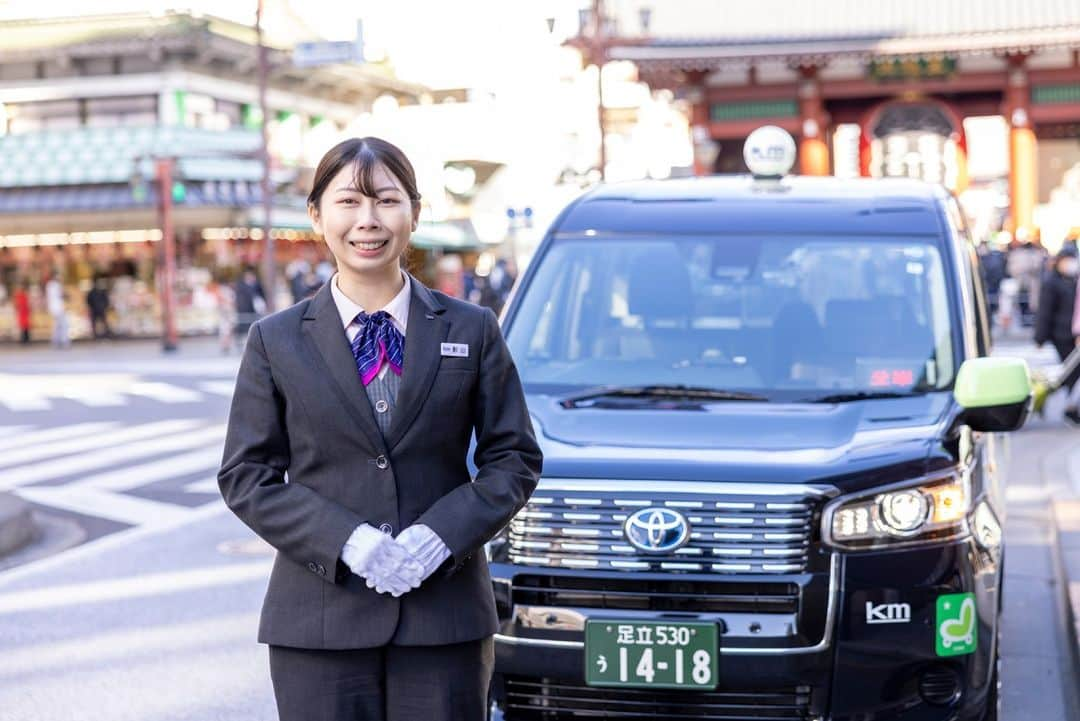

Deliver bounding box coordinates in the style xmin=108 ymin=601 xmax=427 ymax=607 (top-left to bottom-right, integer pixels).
xmin=936 ymin=592 xmax=977 ymax=656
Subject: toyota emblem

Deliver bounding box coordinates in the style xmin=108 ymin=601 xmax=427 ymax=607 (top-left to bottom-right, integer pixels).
xmin=623 ymin=508 xmax=691 ymax=553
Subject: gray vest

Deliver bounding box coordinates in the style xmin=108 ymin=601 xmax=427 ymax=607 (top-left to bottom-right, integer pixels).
xmin=363 ymin=368 xmax=401 ymax=438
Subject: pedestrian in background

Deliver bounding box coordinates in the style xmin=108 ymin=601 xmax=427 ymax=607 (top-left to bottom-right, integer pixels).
xmin=285 ymin=257 xmax=313 ymax=303
xmin=218 ymin=136 xmax=541 ymax=721
xmin=86 ymin=277 xmax=111 ymax=339
xmin=232 ymin=266 xmax=265 ymax=343
xmin=434 ymin=253 xmax=465 ymax=299
xmin=208 ymin=278 xmax=236 ymax=354
xmin=1064 ymin=228 xmax=1080 ymax=256
xmin=299 ymin=267 xmax=323 ymax=300
xmin=482 ymin=256 xmax=516 ymax=315
xmin=978 ymin=233 xmax=1009 ymax=326
xmin=1009 ymin=229 xmax=1046 ymax=326
xmin=1035 ymin=245 xmax=1080 ymax=424
xmin=13 ymin=281 xmax=31 ymax=344
xmin=44 ymin=273 xmax=69 ymax=349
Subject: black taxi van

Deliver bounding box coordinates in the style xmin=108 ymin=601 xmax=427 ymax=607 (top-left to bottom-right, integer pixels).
xmin=484 ymin=128 xmax=1032 ymax=721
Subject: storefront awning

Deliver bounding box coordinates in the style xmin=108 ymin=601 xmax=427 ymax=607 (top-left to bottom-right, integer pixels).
xmin=0 ymin=126 xmax=267 ymax=188
xmin=411 ymin=219 xmax=489 ymax=251
xmin=244 ymin=206 xmax=313 ymax=230
xmin=0 ymin=182 xmax=264 ymax=213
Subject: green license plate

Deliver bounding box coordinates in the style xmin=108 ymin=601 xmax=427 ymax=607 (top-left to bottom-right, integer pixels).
xmin=584 ymin=620 xmax=718 ymax=689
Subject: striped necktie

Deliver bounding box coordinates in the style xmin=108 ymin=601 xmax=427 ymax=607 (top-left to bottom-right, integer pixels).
xmin=350 ymin=310 xmax=404 ymax=386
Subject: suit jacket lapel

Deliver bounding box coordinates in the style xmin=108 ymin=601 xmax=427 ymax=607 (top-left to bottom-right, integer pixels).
xmin=301 ymin=283 xmax=387 ymax=456
xmin=385 ymin=274 xmax=449 ymax=450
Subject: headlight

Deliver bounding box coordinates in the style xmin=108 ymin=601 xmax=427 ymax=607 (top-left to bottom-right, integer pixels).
xmin=822 ymin=472 xmax=971 ymax=551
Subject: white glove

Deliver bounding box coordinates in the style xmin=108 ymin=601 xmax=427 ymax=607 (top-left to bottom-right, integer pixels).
xmin=340 ymin=524 xmax=424 ymax=597
xmin=395 ymin=524 xmax=452 ymax=582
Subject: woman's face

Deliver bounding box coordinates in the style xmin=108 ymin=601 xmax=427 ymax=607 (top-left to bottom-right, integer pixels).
xmin=309 ymin=162 xmax=419 ymax=281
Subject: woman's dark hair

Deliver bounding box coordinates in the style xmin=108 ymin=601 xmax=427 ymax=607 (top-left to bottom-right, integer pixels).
xmin=307 ymin=137 xmax=421 ymax=212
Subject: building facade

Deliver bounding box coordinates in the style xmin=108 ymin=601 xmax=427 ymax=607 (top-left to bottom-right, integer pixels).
xmin=579 ymin=0 xmax=1080 ymax=238
xmin=0 ymin=11 xmax=426 ymax=341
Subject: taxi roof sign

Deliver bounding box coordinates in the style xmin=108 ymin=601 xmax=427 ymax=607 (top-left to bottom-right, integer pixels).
xmin=744 ymin=126 xmax=797 ymax=178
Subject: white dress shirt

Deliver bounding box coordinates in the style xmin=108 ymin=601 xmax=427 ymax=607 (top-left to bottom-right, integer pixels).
xmin=330 ymin=270 xmax=452 ymax=584
xmin=330 ymin=270 xmax=411 ymax=380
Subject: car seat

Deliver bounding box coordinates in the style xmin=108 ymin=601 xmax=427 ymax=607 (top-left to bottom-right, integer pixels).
xmin=770 ymin=300 xmax=825 ymax=383
xmin=605 ymin=248 xmax=697 ymax=364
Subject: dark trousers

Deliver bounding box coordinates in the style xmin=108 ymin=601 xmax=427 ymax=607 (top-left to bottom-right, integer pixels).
xmin=1052 ymin=337 xmax=1080 ymax=393
xmin=268 ymin=637 xmax=494 ymax=721
xmin=90 ymin=312 xmax=110 ymax=338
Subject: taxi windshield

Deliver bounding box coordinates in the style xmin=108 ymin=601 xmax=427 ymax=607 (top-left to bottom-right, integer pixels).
xmin=505 ymin=234 xmax=956 ymax=401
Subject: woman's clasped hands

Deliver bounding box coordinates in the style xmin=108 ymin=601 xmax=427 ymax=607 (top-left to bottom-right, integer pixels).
xmin=340 ymin=523 xmax=451 ymax=597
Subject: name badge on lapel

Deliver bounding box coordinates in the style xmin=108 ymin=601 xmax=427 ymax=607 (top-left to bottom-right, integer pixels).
xmin=441 ymin=342 xmax=469 ymax=358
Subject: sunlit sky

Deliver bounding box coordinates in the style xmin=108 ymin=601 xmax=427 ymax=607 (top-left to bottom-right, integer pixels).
xmin=0 ymin=0 xmax=587 ymax=90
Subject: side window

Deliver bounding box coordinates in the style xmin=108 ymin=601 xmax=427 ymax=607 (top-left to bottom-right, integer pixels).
xmin=967 ymin=247 xmax=992 ymax=355
xmin=520 ymin=249 xmax=601 ymax=362
xmin=522 ymin=255 xmax=574 ymax=360
xmin=943 ymin=197 xmax=981 ymax=359
xmin=948 ymin=198 xmax=992 ymax=355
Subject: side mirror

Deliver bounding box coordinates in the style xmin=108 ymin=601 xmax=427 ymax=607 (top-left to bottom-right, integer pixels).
xmin=954 ymin=357 xmax=1032 ymax=432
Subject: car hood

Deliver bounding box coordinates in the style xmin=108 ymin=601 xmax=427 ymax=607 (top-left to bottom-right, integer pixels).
xmin=526 ymin=392 xmax=957 ymax=488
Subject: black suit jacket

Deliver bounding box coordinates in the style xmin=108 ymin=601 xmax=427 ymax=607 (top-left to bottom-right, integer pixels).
xmin=218 ymin=275 xmax=542 ymax=648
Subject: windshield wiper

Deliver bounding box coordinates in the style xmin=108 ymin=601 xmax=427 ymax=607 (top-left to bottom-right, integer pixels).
xmin=799 ymin=391 xmax=922 ymax=404
xmin=560 ymin=384 xmax=770 ymax=408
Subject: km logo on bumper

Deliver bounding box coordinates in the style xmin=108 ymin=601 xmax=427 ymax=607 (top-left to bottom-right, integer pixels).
xmin=865 ymin=601 xmax=911 ymax=624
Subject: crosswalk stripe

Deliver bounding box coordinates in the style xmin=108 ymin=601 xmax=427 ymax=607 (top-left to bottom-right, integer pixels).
xmin=126 ymin=382 xmax=204 ymax=403
xmin=14 ymin=486 xmax=198 ymax=527
xmin=0 ymin=612 xmax=259 ymax=676
xmin=184 ymin=477 xmax=220 ymax=494
xmin=55 ymin=388 xmax=127 ymax=407
xmin=0 ymin=426 xmax=33 ymax=441
xmin=197 ymin=380 xmax=237 ymax=397
xmin=0 ymin=423 xmax=225 ymax=491
xmin=0 ymin=562 xmax=269 ymax=616
xmin=0 ymin=497 xmax=230 ymax=586
xmin=71 ymin=447 xmax=223 ymax=492
xmin=0 ymin=373 xmax=234 ymax=412
xmin=0 ymin=422 xmax=120 ymax=454
xmin=0 ymin=391 xmax=52 ymax=412
xmin=0 ymin=419 xmax=202 ymax=472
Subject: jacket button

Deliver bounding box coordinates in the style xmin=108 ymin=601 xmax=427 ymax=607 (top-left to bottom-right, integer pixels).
xmin=379 ymin=523 xmax=393 ymax=535
xmin=375 ymin=400 xmax=389 ymax=413
xmin=375 ymin=455 xmax=389 ymax=469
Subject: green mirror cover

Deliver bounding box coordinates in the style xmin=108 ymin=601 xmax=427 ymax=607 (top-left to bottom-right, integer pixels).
xmin=954 ymin=357 xmax=1031 ymax=409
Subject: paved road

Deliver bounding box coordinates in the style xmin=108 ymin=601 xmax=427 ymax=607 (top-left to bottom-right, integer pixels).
xmin=0 ymin=338 xmax=237 ymax=553
xmin=0 ymin=336 xmax=1076 ymax=720
xmin=0 ymin=339 xmax=278 ymax=721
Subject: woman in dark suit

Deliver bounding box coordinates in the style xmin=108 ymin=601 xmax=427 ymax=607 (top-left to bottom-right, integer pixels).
xmin=218 ymin=137 xmax=542 ymax=721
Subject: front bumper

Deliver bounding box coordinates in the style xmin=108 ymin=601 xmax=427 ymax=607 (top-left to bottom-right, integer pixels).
xmin=490 ymin=538 xmax=999 ymax=721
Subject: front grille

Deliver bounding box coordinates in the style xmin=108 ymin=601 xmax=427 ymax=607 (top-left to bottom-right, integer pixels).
xmin=508 ymin=488 xmax=817 ymax=575
xmin=512 ymin=574 xmax=799 ymax=614
xmin=503 ymin=677 xmax=812 ymax=720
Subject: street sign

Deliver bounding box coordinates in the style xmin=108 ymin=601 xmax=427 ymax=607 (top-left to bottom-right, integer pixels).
xmin=293 ymin=41 xmax=357 ymax=67
xmin=292 ymin=20 xmax=365 ymax=68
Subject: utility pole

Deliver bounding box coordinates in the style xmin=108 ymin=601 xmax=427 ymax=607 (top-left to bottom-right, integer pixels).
xmin=256 ymin=0 xmax=276 ymax=312
xmin=592 ymin=0 xmax=607 ymax=181
xmin=155 ymin=158 xmax=179 ymax=351
xmin=562 ymin=4 xmax=652 ymax=183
